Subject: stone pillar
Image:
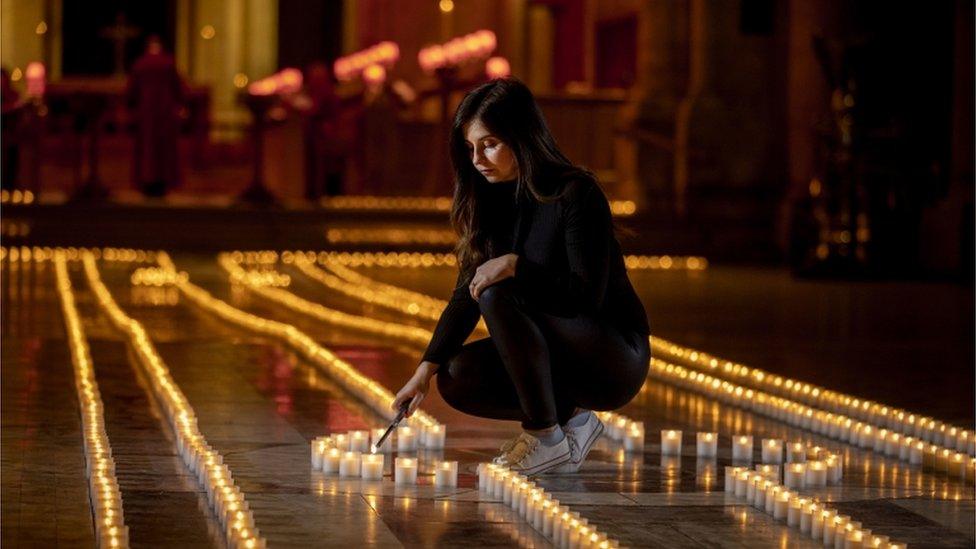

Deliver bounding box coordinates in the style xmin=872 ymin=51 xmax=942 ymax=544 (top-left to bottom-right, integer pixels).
xmin=626 ymin=0 xmax=689 ymax=217
xmin=526 ymin=3 xmax=554 ymax=93
xmin=632 ymin=0 xmax=789 ymax=230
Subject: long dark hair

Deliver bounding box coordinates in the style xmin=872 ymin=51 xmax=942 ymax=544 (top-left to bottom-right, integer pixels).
xmin=449 ymin=77 xmax=598 ymax=282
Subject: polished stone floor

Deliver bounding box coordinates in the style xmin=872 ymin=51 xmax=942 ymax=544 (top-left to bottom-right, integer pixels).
xmin=2 ymin=256 xmax=973 ymax=548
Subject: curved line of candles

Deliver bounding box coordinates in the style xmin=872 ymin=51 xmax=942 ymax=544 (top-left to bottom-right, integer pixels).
xmin=650 ymin=339 xmax=974 ymax=457
xmin=725 ymin=467 xmax=906 ymax=549
xmin=478 ymin=464 xmax=620 ymax=549
xmin=54 ymin=255 xmax=131 ymax=549
xmin=155 ymin=253 xmax=439 ymax=431
xmin=1 ymin=246 xmax=158 ymax=264
xmin=81 ymin=254 xmax=266 ymax=549
xmin=647 ymin=358 xmax=975 ymax=484
xmin=219 ymin=254 xmax=438 ymax=344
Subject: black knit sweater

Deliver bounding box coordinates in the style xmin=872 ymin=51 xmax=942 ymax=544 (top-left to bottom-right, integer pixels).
xmin=421 ymin=177 xmax=650 ymax=365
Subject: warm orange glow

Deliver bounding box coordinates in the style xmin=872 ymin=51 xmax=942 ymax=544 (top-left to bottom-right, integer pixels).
xmin=335 ymin=41 xmax=400 ymax=81
xmin=363 ymin=64 xmax=386 ymax=86
xmin=419 ymin=30 xmax=497 ymax=73
xmin=486 ymin=56 xmax=511 ymax=79
xmin=25 ymin=62 xmax=45 ymax=97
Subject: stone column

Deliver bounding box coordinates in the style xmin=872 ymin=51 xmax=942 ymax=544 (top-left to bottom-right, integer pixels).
xmin=625 ymin=0 xmax=690 ymax=217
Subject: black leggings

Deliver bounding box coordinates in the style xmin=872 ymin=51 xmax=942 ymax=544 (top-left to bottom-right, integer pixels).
xmin=436 ymin=279 xmax=651 ymax=430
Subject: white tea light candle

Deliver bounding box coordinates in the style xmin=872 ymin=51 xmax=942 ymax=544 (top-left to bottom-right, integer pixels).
xmin=624 ymin=422 xmax=645 ymax=452
xmin=361 ymin=453 xmax=384 ymax=480
xmin=434 ymin=460 xmax=458 ymax=488
xmin=396 ymin=426 xmax=417 ymax=452
xmin=784 ymin=463 xmax=806 ymax=489
xmin=660 ymin=430 xmax=682 ymax=456
xmin=322 ymin=448 xmax=341 ymax=475
xmin=732 ymin=435 xmax=753 ymax=462
xmin=761 ymin=439 xmax=783 ymax=464
xmin=339 ymin=451 xmax=362 ymax=477
xmin=696 ymin=432 xmax=718 ymax=458
xmin=394 ymin=457 xmax=417 ymax=485
xmin=425 ymin=424 xmax=446 ymax=449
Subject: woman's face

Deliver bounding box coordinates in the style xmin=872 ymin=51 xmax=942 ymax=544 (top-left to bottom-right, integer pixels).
xmin=463 ymin=118 xmax=518 ymax=183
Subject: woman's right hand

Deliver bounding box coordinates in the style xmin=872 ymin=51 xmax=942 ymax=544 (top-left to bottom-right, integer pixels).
xmin=392 ymin=361 xmax=437 ymax=417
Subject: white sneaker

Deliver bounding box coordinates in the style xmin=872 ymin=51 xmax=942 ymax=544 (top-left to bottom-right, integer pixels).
xmin=492 ymin=436 xmax=521 ymax=466
xmin=553 ymin=411 xmax=604 ymax=473
xmin=495 ymin=432 xmax=571 ymax=476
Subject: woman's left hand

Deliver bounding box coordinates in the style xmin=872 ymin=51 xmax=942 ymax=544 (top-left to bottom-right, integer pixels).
xmin=469 ymin=253 xmax=518 ymax=301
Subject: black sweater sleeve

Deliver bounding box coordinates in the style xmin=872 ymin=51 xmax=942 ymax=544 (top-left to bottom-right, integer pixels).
xmin=512 ymin=179 xmax=611 ymax=314
xmin=420 ymin=269 xmax=481 ymax=366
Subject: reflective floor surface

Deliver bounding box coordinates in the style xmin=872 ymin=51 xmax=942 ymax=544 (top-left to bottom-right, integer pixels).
xmin=2 ymin=255 xmax=973 ymax=547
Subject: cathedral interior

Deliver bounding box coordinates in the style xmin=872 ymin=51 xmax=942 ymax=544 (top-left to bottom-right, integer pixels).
xmin=1 ymin=1 xmax=974 ymax=547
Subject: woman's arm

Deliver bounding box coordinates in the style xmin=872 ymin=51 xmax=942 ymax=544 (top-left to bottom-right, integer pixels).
xmin=395 ymin=271 xmax=480 ymax=417
xmin=419 ymin=269 xmax=481 ymax=365
xmin=512 ymin=179 xmax=612 ymax=313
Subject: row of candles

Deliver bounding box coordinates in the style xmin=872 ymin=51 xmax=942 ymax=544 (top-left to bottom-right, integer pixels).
xmin=82 ymin=254 xmax=267 ymax=549
xmin=309 ymin=433 xmax=458 ymax=487
xmin=54 ymin=256 xmax=130 ymax=549
xmin=598 ymin=407 xmax=846 ymax=487
xmin=646 ymin=358 xmax=976 ymax=483
xmin=1 ymin=246 xmax=156 ymax=264
xmin=158 ymin=253 xmax=440 ymax=432
xmin=311 ymin=424 xmax=446 ymax=458
xmin=316 ymin=196 xmax=636 ymax=217
xmin=651 ymin=338 xmax=974 ymax=456
xmin=724 ymin=467 xmax=905 ymax=548
xmin=219 ymin=255 xmax=437 ymax=349
xmin=226 ymin=248 xmax=704 ymax=274
xmin=478 ymin=464 xmax=619 ymax=549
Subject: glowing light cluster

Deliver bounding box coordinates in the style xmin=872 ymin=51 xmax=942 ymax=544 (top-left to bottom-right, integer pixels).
xmin=0 ymin=189 xmax=35 ymax=204
xmin=485 ymin=56 xmax=511 ymax=79
xmin=130 ymin=267 xmax=189 ymax=287
xmin=291 ymin=254 xmax=461 ymax=325
xmin=334 ymin=41 xmax=400 ymax=82
xmin=248 ymin=67 xmax=303 ymax=96
xmin=318 ymin=195 xmax=636 ymax=217
xmin=155 ymin=253 xmax=439 ymax=432
xmin=54 ymin=255 xmax=130 ymax=549
xmin=478 ymin=464 xmax=620 ymax=548
xmin=316 ymin=251 xmax=456 ymax=268
xmin=81 ymin=254 xmax=265 ymax=549
xmin=623 ymin=255 xmax=707 ymax=271
xmin=650 ymin=339 xmax=975 ymax=457
xmin=419 ymin=30 xmax=496 ymax=73
xmin=325 ymin=227 xmax=457 ymax=246
xmin=220 ymin=253 xmax=434 ymax=345
xmin=1 ymin=246 xmax=156 ymax=263
xmin=321 ymin=195 xmax=454 ymax=211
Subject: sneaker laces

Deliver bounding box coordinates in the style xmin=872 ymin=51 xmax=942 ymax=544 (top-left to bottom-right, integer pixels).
xmin=505 ymin=433 xmax=539 ymax=465
xmin=565 ymin=430 xmax=581 ymax=459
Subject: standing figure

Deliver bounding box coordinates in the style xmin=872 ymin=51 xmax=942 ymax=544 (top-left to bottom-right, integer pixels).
xmin=392 ymin=78 xmax=651 ymax=475
xmin=126 ymin=35 xmax=185 ymax=197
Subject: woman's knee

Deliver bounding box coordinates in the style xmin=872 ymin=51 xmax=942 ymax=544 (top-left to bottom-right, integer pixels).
xmin=477 ymin=280 xmax=518 ymax=316
xmin=435 ymin=354 xmax=479 ymax=411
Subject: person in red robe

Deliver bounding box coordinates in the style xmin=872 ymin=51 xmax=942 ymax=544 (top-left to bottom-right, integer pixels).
xmin=126 ymin=36 xmax=185 ymax=197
